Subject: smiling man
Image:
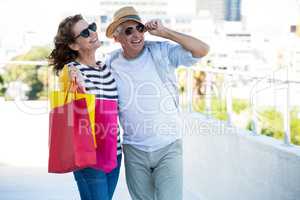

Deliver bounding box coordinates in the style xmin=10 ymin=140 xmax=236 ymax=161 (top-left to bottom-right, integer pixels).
xmin=105 ymin=6 xmax=209 ymax=200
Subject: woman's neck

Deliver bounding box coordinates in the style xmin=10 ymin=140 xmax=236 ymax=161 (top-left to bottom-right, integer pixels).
xmin=77 ymin=52 xmax=97 ymax=67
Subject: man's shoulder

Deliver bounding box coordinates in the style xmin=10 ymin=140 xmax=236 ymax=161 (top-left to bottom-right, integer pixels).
xmin=145 ymin=41 xmax=179 ymax=56
xmin=107 ymin=49 xmax=122 ymax=58
xmin=145 ymin=40 xmax=171 ymax=48
xmin=105 ymin=49 xmax=122 ymax=67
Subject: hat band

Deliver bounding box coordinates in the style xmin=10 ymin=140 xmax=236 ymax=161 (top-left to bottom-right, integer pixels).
xmin=120 ymin=15 xmax=141 ymax=21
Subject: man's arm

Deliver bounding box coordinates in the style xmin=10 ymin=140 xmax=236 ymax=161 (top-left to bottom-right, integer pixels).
xmin=145 ymin=19 xmax=209 ymax=58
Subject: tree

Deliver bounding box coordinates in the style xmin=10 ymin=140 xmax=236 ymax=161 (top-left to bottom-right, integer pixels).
xmin=0 ymin=75 xmax=5 ymax=96
xmin=2 ymin=46 xmax=51 ymax=100
xmin=291 ymin=107 xmax=300 ymax=145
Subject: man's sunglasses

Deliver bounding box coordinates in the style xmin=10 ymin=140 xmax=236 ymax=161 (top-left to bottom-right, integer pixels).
xmin=74 ymin=22 xmax=97 ymax=39
xmin=123 ymin=24 xmax=145 ymax=36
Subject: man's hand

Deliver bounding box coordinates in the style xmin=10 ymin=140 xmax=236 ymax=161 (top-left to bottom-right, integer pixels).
xmin=145 ymin=19 xmax=209 ymax=58
xmin=145 ymin=19 xmax=167 ymax=37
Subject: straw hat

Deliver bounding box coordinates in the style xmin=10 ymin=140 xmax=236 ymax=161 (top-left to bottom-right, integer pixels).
xmin=106 ymin=6 xmax=143 ymax=38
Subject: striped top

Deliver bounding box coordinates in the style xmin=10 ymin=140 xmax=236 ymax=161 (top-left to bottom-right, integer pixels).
xmin=67 ymin=61 xmax=121 ymax=155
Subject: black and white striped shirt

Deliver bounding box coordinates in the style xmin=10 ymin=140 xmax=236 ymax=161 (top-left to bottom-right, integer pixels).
xmin=68 ymin=61 xmax=121 ymax=155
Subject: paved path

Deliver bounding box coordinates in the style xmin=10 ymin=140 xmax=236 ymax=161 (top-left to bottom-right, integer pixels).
xmin=0 ymin=163 xmax=129 ymax=200
xmin=0 ymin=162 xmax=202 ymax=200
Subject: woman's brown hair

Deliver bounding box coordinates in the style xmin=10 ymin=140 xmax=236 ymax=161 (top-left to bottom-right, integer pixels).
xmin=48 ymin=14 xmax=83 ymax=75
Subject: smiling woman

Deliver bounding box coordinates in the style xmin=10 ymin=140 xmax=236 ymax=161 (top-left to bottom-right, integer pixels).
xmin=48 ymin=14 xmax=122 ymax=200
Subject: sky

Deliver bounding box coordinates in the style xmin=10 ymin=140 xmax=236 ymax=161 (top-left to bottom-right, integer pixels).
xmin=0 ymin=0 xmax=99 ymax=45
xmin=0 ymin=0 xmax=194 ymax=47
xmin=0 ymin=0 xmax=299 ymax=48
xmin=0 ymin=0 xmax=193 ymax=29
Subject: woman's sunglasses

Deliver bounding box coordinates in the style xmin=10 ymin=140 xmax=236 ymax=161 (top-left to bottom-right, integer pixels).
xmin=123 ymin=24 xmax=145 ymax=36
xmin=74 ymin=22 xmax=97 ymax=39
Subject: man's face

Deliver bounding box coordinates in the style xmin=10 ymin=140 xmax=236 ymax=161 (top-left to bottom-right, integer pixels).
xmin=115 ymin=21 xmax=145 ymax=57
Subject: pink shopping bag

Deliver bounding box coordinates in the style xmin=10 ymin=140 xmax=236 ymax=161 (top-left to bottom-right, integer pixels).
xmin=93 ymin=99 xmax=118 ymax=173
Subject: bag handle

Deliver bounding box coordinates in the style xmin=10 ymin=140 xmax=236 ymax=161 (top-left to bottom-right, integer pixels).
xmin=64 ymin=78 xmax=80 ymax=104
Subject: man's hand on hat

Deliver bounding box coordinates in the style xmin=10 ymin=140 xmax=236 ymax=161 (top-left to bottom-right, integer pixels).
xmin=145 ymin=19 xmax=167 ymax=37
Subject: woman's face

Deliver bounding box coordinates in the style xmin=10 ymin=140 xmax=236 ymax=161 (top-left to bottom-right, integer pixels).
xmin=70 ymin=19 xmax=100 ymax=53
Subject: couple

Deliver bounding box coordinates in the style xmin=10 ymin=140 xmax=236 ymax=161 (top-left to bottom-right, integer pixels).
xmin=49 ymin=6 xmax=209 ymax=200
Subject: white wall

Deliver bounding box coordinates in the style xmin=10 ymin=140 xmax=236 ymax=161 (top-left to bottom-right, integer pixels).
xmin=182 ymin=113 xmax=300 ymax=200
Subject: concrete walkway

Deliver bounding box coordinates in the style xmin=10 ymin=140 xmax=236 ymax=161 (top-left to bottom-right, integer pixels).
xmin=0 ymin=162 xmax=130 ymax=200
xmin=0 ymin=162 xmax=202 ymax=200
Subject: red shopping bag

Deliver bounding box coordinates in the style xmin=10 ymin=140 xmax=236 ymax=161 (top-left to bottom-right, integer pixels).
xmin=93 ymin=99 xmax=118 ymax=173
xmin=48 ymin=91 xmax=97 ymax=173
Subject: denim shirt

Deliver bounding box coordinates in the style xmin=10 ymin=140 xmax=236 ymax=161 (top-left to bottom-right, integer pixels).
xmin=105 ymin=41 xmax=201 ymax=110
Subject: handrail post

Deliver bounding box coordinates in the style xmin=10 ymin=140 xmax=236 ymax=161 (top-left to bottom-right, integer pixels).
xmin=226 ymin=75 xmax=233 ymax=126
xmin=283 ymin=66 xmax=291 ymax=145
xmin=187 ymin=68 xmax=194 ymax=112
xmin=251 ymin=79 xmax=259 ymax=135
xmin=205 ymin=72 xmax=212 ymax=117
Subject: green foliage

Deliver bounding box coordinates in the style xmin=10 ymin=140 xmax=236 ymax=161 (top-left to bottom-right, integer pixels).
xmin=176 ymin=67 xmax=187 ymax=94
xmin=192 ymin=97 xmax=205 ymax=112
xmin=13 ymin=46 xmax=51 ymax=61
xmin=193 ymin=96 xmax=228 ymax=120
xmin=193 ymin=96 xmax=250 ymax=120
xmin=258 ymin=108 xmax=284 ymax=140
xmin=257 ymin=107 xmax=300 ymax=145
xmin=291 ymin=107 xmax=300 ymax=145
xmin=210 ymin=97 xmax=228 ymax=120
xmin=246 ymin=120 xmax=254 ymax=131
xmin=232 ymin=98 xmax=249 ymax=114
xmin=2 ymin=46 xmax=51 ymax=100
xmin=26 ymin=65 xmax=45 ymax=100
xmin=192 ymin=95 xmax=300 ymax=146
xmin=0 ymin=75 xmax=5 ymax=96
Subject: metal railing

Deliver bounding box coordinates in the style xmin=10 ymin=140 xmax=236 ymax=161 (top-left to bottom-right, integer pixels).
xmin=183 ymin=65 xmax=299 ymax=146
xmin=1 ymin=60 xmax=299 ymax=146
